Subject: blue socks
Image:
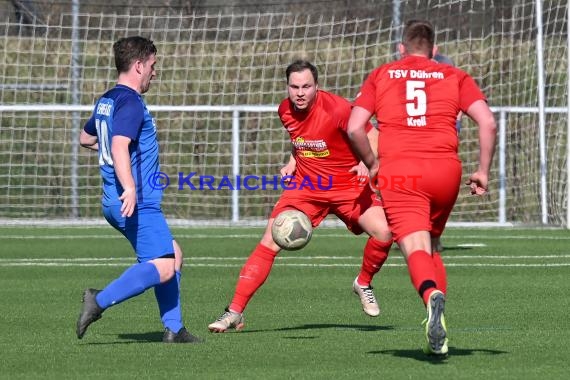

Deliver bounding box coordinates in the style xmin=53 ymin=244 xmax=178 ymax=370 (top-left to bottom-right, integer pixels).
xmin=94 ymin=262 xmax=184 ymax=334
xmin=96 ymin=262 xmax=161 ymax=309
xmin=154 ymin=270 xmax=184 ymax=333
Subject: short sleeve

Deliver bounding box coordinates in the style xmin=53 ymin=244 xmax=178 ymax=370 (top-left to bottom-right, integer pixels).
xmin=458 ymin=72 xmax=487 ymax=112
xmin=83 ymin=114 xmax=97 ymax=136
xmin=353 ymin=69 xmax=378 ymax=113
xmin=113 ymin=97 xmax=145 ymax=140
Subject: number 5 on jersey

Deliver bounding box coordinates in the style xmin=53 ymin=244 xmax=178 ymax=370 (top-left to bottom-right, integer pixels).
xmin=406 ymin=80 xmax=427 ymax=127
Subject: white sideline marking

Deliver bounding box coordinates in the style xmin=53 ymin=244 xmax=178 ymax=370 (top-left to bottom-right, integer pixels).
xmin=2 ymin=233 xmax=570 ymax=240
xmin=457 ymin=243 xmax=487 ymax=247
xmin=1 ymin=255 xmax=570 ymax=268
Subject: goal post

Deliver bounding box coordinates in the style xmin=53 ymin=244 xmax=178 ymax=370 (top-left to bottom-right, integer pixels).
xmin=0 ymin=1 xmax=568 ymax=226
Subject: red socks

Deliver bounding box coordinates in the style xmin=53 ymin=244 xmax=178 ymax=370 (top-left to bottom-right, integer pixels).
xmin=356 ymin=237 xmax=392 ymax=286
xmin=406 ymin=250 xmax=438 ymax=305
xmin=432 ymin=251 xmax=447 ymax=295
xmin=227 ymin=241 xmax=445 ymax=312
xmin=229 ymin=243 xmax=278 ymax=313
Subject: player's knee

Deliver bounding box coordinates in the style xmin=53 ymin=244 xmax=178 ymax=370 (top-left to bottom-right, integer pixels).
xmin=160 ymin=266 xmax=176 ymax=282
xmin=369 ymin=228 xmax=392 ymax=242
xmin=261 ymin=225 xmax=282 ymax=252
xmin=263 ymin=238 xmax=282 ymax=253
xmin=360 ymin=217 xmax=392 ymax=241
xmin=151 ymin=258 xmax=176 ymax=282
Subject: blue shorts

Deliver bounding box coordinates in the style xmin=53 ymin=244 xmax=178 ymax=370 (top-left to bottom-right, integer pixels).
xmin=103 ymin=203 xmax=174 ymax=263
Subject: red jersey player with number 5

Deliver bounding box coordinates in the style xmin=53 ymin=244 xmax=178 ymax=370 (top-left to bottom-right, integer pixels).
xmin=348 ymin=20 xmax=497 ymax=356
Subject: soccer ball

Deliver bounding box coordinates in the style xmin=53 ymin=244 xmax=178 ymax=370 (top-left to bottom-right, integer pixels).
xmin=271 ymin=210 xmax=313 ymax=251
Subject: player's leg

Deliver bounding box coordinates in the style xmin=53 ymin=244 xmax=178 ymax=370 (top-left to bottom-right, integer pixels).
xmin=153 ymin=239 xmax=184 ymax=336
xmin=208 ymin=193 xmax=327 ymax=332
xmin=207 ymin=222 xmax=277 ymax=333
xmin=76 ymin=255 xmax=164 ymax=340
xmin=97 ymin=205 xmax=174 ymax=302
xmin=354 ymin=217 xmax=392 ymax=316
xmin=411 ymin=159 xmax=461 ymax=355
xmin=398 ymin=231 xmax=448 ymax=356
xmin=427 ymin=166 xmax=461 ymax=298
xmin=77 ymin=205 xmax=162 ymax=339
xmin=431 ymin=236 xmax=447 ymax=295
xmin=379 ymin=159 xmax=441 ymax=305
xmin=397 ymin=231 xmax=436 ymax=304
xmin=155 ymin=239 xmax=201 ymax=343
xmin=355 ymin=190 xmax=393 ymax=287
xmin=380 ymin=159 xmax=450 ymax=355
xmin=77 ymin=205 xmax=189 ymax=341
xmin=337 ymin=189 xmax=392 ymax=317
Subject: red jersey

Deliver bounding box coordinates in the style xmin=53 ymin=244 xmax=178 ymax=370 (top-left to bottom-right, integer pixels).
xmin=278 ymin=90 xmax=369 ymax=191
xmin=354 ymin=55 xmax=486 ymax=160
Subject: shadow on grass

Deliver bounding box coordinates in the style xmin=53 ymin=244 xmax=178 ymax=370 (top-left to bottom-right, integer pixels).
xmin=393 ymin=246 xmax=475 ymax=252
xmin=89 ymin=331 xmax=202 ymax=344
xmin=441 ymin=246 xmax=475 ymax=251
xmin=79 ymin=331 xmax=166 ymax=344
xmin=282 ymin=336 xmax=318 ymax=340
xmin=243 ymin=323 xmax=394 ymax=334
xmin=117 ymin=331 xmax=166 ymax=342
xmin=369 ymin=346 xmax=508 ymax=363
xmin=86 ymin=324 xmax=391 ymax=343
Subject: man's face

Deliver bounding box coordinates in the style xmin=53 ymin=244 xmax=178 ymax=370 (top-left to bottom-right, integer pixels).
xmin=287 ymin=69 xmax=318 ymax=111
xmin=139 ymin=54 xmax=157 ymax=94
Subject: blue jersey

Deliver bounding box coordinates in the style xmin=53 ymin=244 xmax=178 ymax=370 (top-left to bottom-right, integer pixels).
xmin=84 ymin=84 xmax=162 ymax=207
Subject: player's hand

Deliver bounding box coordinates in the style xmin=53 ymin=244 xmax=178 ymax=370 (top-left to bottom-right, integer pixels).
xmin=349 ymin=161 xmax=369 ymax=183
xmin=280 ymin=161 xmax=296 ymax=184
xmin=119 ymin=187 xmax=137 ymax=217
xmin=465 ymin=170 xmax=489 ymax=196
xmin=368 ymin=160 xmax=381 ymax=196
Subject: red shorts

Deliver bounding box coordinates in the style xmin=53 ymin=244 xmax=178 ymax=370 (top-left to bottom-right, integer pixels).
xmin=270 ymin=185 xmax=382 ymax=235
xmin=378 ymin=157 xmax=462 ymax=242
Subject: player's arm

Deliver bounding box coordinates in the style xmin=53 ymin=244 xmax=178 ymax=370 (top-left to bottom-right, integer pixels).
xmin=464 ymin=99 xmax=497 ymax=195
xmin=111 ymin=135 xmax=137 ymax=217
xmin=348 ymin=123 xmax=378 ymax=179
xmin=367 ymin=124 xmax=379 ymax=157
xmin=80 ymin=130 xmax=98 ymax=151
xmin=347 ymin=106 xmax=377 ymax=171
xmin=348 ymin=106 xmax=379 ymax=189
xmin=80 ymin=116 xmax=99 ymax=151
xmin=280 ymin=151 xmax=296 ymax=177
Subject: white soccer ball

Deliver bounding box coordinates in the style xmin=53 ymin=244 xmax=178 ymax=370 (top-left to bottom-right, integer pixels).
xmin=271 ymin=210 xmax=313 ymax=251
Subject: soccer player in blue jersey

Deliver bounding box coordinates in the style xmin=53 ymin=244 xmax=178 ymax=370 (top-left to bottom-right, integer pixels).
xmin=76 ymin=36 xmax=201 ymax=343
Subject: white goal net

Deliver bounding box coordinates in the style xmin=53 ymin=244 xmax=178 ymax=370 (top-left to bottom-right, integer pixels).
xmin=0 ymin=0 xmax=568 ymax=226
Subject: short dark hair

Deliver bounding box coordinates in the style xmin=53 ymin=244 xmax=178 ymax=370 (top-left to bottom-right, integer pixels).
xmin=402 ymin=20 xmax=435 ymax=57
xmin=113 ymin=36 xmax=157 ymax=74
xmin=285 ymin=60 xmax=318 ymax=83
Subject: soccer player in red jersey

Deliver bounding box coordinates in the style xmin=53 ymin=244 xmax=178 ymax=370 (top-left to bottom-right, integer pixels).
xmin=347 ymin=20 xmax=497 ymax=355
xmin=208 ymin=60 xmax=393 ymax=332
